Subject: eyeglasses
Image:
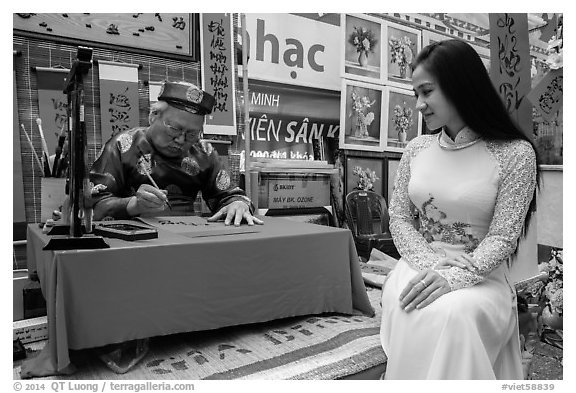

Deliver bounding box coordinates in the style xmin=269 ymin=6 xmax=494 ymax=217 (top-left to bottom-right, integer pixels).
xmin=163 ymin=120 xmax=202 ymax=142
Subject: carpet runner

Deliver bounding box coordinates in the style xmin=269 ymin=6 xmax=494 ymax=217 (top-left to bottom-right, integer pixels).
xmin=15 ymin=287 xmax=386 ymax=380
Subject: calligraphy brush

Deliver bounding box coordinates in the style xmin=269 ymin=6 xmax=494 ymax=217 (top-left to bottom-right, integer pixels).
xmin=137 ymin=147 xmax=172 ymax=210
xmin=20 ymin=123 xmax=44 ymax=173
xmin=35 ymin=118 xmax=52 ymax=176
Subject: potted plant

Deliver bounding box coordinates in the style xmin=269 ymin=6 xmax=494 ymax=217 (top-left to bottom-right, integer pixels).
xmin=389 ymin=35 xmax=414 ymax=78
xmin=545 ymin=15 xmax=563 ymax=70
xmin=539 ymin=249 xmax=563 ymax=330
xmin=350 ymin=90 xmax=376 ymax=138
xmin=392 ymin=103 xmax=414 ymax=143
xmin=352 ymin=166 xmax=379 ymax=191
xmin=348 ymin=26 xmax=378 ymax=67
xmin=521 ymin=248 xmax=563 ymax=341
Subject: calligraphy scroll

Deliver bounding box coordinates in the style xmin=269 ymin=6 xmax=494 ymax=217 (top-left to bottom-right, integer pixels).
xmin=489 ymin=13 xmax=537 ymax=283
xmin=200 ymin=13 xmax=237 ymax=135
xmin=36 ymin=68 xmax=69 ymax=155
xmin=98 ymin=61 xmax=140 ymax=144
xmin=527 ymin=68 xmax=563 ymax=122
xmin=489 ymin=13 xmax=532 ymax=136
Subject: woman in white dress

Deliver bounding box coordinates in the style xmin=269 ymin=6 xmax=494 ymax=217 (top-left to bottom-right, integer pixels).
xmin=380 ymin=39 xmax=539 ymax=379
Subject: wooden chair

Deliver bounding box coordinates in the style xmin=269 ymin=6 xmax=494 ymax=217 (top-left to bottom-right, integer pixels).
xmin=345 ymin=190 xmax=399 ymax=261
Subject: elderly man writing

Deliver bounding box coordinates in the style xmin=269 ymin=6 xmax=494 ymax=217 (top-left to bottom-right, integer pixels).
xmin=86 ymin=81 xmax=262 ymax=373
xmin=90 ymin=80 xmax=262 ymax=226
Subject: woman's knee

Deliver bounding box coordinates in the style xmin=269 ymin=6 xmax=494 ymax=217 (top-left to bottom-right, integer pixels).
xmin=424 ymin=290 xmax=479 ymax=325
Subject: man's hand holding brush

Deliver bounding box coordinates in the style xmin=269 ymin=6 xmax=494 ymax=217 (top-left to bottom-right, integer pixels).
xmin=126 ymin=184 xmax=170 ymax=216
xmin=125 ymin=148 xmax=173 ymax=216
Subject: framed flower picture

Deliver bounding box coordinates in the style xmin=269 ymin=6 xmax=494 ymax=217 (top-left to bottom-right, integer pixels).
xmin=384 ymin=22 xmax=421 ymax=87
xmin=341 ymin=13 xmax=385 ymax=84
xmin=345 ymin=155 xmax=385 ymax=197
xmin=339 ymin=79 xmax=387 ymax=152
xmin=385 ymin=86 xmax=422 ymax=152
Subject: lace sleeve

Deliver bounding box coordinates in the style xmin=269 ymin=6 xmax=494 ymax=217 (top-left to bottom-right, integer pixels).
xmin=389 ymin=136 xmax=443 ymax=271
xmin=436 ymin=140 xmax=537 ymax=290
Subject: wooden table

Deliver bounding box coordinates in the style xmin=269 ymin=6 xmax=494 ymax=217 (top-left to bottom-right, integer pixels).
xmin=21 ymin=216 xmax=373 ymax=377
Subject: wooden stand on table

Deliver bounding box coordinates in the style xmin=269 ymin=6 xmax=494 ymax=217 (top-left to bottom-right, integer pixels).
xmin=43 ymin=46 xmax=108 ymax=251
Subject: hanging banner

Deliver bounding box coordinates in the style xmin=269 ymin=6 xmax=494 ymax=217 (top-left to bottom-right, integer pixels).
xmin=489 ymin=13 xmax=537 ymax=283
xmin=200 ymin=13 xmax=237 ymax=135
xmin=98 ymin=61 xmax=140 ymax=143
xmin=489 ymin=13 xmax=532 ymax=135
xmin=148 ymin=81 xmax=163 ymax=105
xmin=13 ymin=70 xmax=26 ymax=223
xmin=238 ymin=79 xmax=339 ymax=160
xmin=527 ymin=68 xmax=563 ymax=122
xmin=36 ymin=68 xmax=69 ymax=155
xmin=242 ymin=14 xmax=340 ymax=91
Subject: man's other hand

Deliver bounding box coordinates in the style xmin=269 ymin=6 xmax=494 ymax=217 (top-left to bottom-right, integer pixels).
xmin=207 ymin=200 xmax=264 ymax=226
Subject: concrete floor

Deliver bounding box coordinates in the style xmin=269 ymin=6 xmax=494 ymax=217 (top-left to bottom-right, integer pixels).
xmin=518 ymin=306 xmax=563 ymax=380
xmin=528 ymin=340 xmax=563 ymax=380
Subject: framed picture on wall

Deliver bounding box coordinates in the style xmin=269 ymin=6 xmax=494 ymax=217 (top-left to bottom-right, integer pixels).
xmin=339 ymin=79 xmax=387 ymax=152
xmin=384 ymin=156 xmax=401 ymax=205
xmin=385 ymin=86 xmax=422 ymax=152
xmin=422 ymin=30 xmax=491 ymax=71
xmin=345 ymin=155 xmax=385 ymax=198
xmin=384 ymin=22 xmax=421 ymax=87
xmin=341 ymin=13 xmax=385 ymax=84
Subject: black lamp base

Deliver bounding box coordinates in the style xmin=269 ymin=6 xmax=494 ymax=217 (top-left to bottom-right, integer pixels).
xmin=43 ymin=235 xmax=109 ymax=250
xmin=47 ymin=224 xmax=94 ymax=236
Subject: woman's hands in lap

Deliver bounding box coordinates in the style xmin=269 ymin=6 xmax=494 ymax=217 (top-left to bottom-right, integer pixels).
xmin=399 ymin=254 xmax=478 ymax=312
xmin=399 ymin=269 xmax=451 ymax=312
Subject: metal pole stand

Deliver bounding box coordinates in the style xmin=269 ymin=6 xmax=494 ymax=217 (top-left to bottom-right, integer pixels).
xmin=44 ymin=46 xmax=108 ymax=251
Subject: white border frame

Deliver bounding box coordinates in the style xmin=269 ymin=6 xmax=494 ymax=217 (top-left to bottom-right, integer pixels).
xmin=341 ymin=13 xmax=386 ymax=85
xmin=339 ymin=79 xmax=387 ymax=152
xmin=384 ymin=21 xmax=422 ymax=89
xmin=384 ymin=85 xmax=422 ymax=153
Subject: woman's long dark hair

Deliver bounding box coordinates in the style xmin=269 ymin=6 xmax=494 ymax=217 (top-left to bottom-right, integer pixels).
xmin=412 ymin=39 xmax=540 ymax=235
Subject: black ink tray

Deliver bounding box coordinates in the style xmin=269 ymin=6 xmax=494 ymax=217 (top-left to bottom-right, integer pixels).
xmin=93 ymin=220 xmax=158 ymax=241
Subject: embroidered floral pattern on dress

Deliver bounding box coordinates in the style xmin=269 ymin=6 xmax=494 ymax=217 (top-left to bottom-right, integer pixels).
xmin=418 ymin=194 xmax=481 ymax=253
xmin=389 ymin=135 xmax=443 ymax=272
xmin=117 ymin=133 xmax=133 ymax=153
xmin=436 ymin=139 xmax=537 ymax=291
xmin=436 ymin=140 xmax=537 ymax=290
xmin=181 ymin=156 xmax=200 ymax=176
xmin=216 ymin=170 xmax=231 ymax=190
xmin=137 ymin=153 xmax=153 ymax=176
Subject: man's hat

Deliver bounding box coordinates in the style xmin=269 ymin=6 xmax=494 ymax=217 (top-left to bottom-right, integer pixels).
xmin=158 ymin=81 xmax=216 ymax=115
